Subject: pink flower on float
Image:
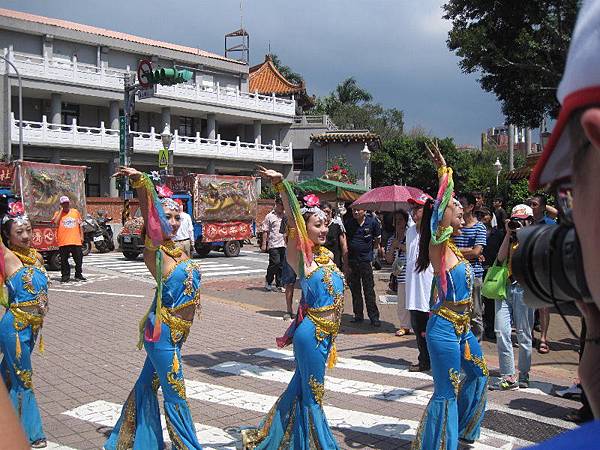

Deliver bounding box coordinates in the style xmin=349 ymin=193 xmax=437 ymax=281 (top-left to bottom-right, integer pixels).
xmin=331 ymin=165 xmax=340 ymax=172
xmin=303 ymin=194 xmax=320 ymax=207
xmin=156 ymin=184 xmax=173 ymax=198
xmin=341 ymin=168 xmax=348 ymax=175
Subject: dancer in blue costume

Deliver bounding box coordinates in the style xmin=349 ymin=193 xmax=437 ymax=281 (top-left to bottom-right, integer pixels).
xmin=411 ymin=141 xmax=488 ymax=450
xmin=241 ymin=167 xmax=345 ymax=450
xmin=0 ymin=207 xmax=49 ymax=448
xmin=105 ymin=167 xmax=203 ymax=450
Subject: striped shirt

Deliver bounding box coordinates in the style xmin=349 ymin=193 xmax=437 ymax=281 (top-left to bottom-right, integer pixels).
xmin=386 ymin=236 xmax=407 ymax=283
xmin=452 ymin=221 xmax=487 ymax=278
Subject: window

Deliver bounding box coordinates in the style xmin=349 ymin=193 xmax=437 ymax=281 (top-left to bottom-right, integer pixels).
xmin=178 ymin=116 xmax=194 ymax=137
xmin=61 ymin=103 xmax=80 ymax=125
xmin=293 ymin=148 xmax=314 ymax=172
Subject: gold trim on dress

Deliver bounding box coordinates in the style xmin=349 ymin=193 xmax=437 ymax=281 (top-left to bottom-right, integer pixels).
xmin=160 ymin=306 xmax=193 ymax=344
xmin=167 ymin=371 xmax=186 ymax=399
xmin=449 ymin=368 xmax=460 ymax=397
xmin=13 ymin=365 xmax=32 ymax=389
xmin=115 ymin=390 xmax=136 ymax=450
xmin=308 ymin=375 xmax=325 ymax=407
xmin=433 ymin=306 xmax=471 ymax=336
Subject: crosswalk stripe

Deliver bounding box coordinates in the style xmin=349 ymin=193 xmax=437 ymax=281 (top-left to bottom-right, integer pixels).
xmin=211 ymin=361 xmax=432 ymax=405
xmin=255 ymin=349 xmax=557 ymax=396
xmin=46 ymin=442 xmax=78 ymax=449
xmin=184 ymin=378 xmax=420 ymax=441
xmin=63 ymin=400 xmax=237 ymax=450
xmin=202 ymin=269 xmax=264 ymax=277
xmin=256 ymin=348 xmax=433 ymax=381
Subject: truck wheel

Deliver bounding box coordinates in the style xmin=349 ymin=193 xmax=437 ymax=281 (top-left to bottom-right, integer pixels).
xmin=123 ymin=251 xmax=140 ymax=260
xmin=48 ymin=252 xmax=61 ymax=271
xmin=82 ymin=241 xmax=92 ymax=256
xmin=224 ymin=240 xmax=241 ymax=257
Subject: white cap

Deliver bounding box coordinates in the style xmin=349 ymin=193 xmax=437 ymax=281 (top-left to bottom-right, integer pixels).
xmin=511 ymin=204 xmax=534 ymax=219
xmin=530 ymin=0 xmax=600 ymax=190
xmin=59 ymin=196 xmax=70 ymax=204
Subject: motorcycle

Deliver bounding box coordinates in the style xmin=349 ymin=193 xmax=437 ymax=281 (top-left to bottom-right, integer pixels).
xmin=93 ymin=210 xmax=115 ymax=253
xmin=82 ymin=211 xmax=115 ymax=254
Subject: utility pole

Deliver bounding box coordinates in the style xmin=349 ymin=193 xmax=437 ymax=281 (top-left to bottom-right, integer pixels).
xmin=508 ymin=124 xmax=515 ymax=171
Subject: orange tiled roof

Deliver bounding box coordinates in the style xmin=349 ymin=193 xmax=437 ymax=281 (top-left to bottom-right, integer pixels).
xmin=505 ymin=152 xmax=542 ymax=181
xmin=249 ymin=55 xmax=305 ymax=95
xmin=311 ymin=131 xmax=381 ymax=148
xmin=0 ymin=8 xmax=242 ymax=65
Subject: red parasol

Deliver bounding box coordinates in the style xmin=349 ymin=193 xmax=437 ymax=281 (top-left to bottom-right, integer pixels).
xmin=350 ymin=185 xmax=424 ymax=211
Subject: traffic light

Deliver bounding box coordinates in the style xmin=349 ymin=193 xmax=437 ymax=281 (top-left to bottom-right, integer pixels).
xmin=149 ymin=68 xmax=193 ymax=86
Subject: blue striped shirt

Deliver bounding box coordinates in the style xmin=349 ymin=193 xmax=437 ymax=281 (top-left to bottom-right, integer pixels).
xmin=452 ymin=221 xmax=487 ymax=278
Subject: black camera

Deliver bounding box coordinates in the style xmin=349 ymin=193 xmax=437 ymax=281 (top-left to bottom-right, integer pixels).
xmin=507 ymin=219 xmax=523 ymax=231
xmin=512 ymin=223 xmax=591 ymax=309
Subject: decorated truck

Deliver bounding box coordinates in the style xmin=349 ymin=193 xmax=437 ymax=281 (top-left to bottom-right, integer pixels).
xmin=0 ymin=161 xmax=87 ymax=270
xmin=118 ymin=174 xmax=257 ymax=259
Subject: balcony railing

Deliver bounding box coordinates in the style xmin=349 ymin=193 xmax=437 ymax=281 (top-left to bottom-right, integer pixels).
xmin=2 ymin=48 xmax=296 ymax=116
xmin=292 ymin=115 xmax=338 ymax=130
xmin=11 ymin=113 xmax=292 ymax=164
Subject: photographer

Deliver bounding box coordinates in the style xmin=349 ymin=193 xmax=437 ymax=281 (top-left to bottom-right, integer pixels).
xmin=524 ymin=1 xmax=600 ymax=446
xmin=492 ymin=205 xmax=535 ymax=391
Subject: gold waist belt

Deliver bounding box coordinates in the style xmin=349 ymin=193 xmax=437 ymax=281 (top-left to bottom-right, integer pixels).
xmin=306 ymin=305 xmax=341 ymax=340
xmin=160 ymin=306 xmax=193 ymax=344
xmin=434 ymin=306 xmax=471 ymax=335
xmin=9 ymin=304 xmax=45 ymax=357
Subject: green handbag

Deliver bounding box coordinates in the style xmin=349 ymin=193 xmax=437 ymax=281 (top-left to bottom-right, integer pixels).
xmin=482 ymin=260 xmax=509 ymax=300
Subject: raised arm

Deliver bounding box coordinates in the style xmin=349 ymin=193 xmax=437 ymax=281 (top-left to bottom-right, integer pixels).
xmin=425 ymin=140 xmax=454 ymax=248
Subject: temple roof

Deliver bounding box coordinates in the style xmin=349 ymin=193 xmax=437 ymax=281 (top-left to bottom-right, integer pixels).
xmin=311 ymin=131 xmax=381 ymax=148
xmin=249 ymin=55 xmax=306 ymax=95
xmin=505 ymin=152 xmax=541 ymax=181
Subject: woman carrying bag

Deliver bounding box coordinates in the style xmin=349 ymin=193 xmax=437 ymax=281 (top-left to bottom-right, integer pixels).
xmin=489 ymin=204 xmax=536 ymax=391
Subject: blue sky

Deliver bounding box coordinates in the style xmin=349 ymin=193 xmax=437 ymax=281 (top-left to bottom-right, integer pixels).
xmin=2 ymin=0 xmax=505 ymax=146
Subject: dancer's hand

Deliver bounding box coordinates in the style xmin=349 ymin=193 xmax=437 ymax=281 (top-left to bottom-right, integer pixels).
xmin=112 ymin=166 xmax=142 ymax=182
xmin=257 ymin=166 xmax=284 ymax=185
xmin=425 ymin=139 xmax=446 ymax=169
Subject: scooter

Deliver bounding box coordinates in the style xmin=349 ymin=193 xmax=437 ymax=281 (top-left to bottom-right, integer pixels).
xmin=93 ymin=210 xmax=115 ymax=253
xmin=82 ymin=214 xmax=98 ymax=256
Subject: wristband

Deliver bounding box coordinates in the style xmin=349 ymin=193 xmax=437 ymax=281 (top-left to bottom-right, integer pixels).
xmin=131 ymin=177 xmax=145 ymax=189
xmin=274 ymin=181 xmax=285 ymax=193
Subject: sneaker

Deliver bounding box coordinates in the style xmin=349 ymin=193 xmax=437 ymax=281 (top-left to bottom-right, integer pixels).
xmin=458 ymin=438 xmax=475 ymax=449
xmin=264 ymin=283 xmax=273 ymax=292
xmin=283 ymin=313 xmax=292 ymax=321
xmin=74 ymin=275 xmax=87 ymax=282
xmin=518 ymin=374 xmax=530 ymax=389
xmin=556 ymin=383 xmax=582 ymax=399
xmin=371 ymin=319 xmax=382 ymax=327
xmin=60 ymin=278 xmax=71 ymax=283
xmin=31 ymin=439 xmax=47 ymax=449
xmin=277 ymin=286 xmax=286 ymax=293
xmin=490 ymin=377 xmax=519 ymax=391
xmin=349 ymin=317 xmax=364 ymax=323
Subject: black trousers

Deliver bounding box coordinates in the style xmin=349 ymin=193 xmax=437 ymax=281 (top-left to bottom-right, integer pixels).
xmin=266 ymin=247 xmax=285 ymax=287
xmin=60 ymin=245 xmax=83 ymax=280
xmin=348 ymin=260 xmax=379 ymax=321
xmin=410 ymin=310 xmax=431 ymax=369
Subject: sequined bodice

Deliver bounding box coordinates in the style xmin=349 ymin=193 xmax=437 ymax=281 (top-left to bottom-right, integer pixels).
xmin=301 ymin=265 xmax=345 ymax=309
xmin=432 ymin=260 xmax=473 ymax=310
xmin=6 ymin=265 xmax=48 ymax=306
xmin=159 ymin=260 xmax=202 ymax=308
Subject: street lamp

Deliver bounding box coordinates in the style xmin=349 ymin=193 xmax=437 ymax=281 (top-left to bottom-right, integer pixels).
xmin=361 ymin=143 xmax=371 ymax=188
xmin=0 ymin=54 xmax=23 ymax=161
xmin=161 ymin=123 xmax=173 ymax=176
xmin=494 ymin=157 xmax=502 ymax=186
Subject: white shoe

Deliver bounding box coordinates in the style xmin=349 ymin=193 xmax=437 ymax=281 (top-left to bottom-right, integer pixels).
xmin=264 ymin=283 xmax=273 ymax=292
xmin=556 ymin=383 xmax=582 ymax=399
xmin=279 ymin=286 xmax=286 ymax=293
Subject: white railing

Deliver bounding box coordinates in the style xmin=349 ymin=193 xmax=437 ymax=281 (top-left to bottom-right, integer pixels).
xmin=292 ymin=115 xmax=338 ymax=130
xmin=11 ymin=113 xmax=292 ymax=164
xmin=1 ymin=48 xmax=296 ymax=116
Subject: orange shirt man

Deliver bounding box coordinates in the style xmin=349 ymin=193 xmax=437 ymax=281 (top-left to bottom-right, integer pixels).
xmin=52 ymin=196 xmax=86 ymax=283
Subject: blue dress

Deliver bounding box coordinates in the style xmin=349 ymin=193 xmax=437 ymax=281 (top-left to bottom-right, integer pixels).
xmin=0 ymin=264 xmax=49 ymax=444
xmin=242 ymin=259 xmax=345 ymax=449
xmin=105 ymin=259 xmax=203 ymax=450
xmin=412 ymin=253 xmax=489 ymax=450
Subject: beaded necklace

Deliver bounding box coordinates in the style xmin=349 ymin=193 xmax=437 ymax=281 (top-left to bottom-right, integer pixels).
xmin=10 ymin=246 xmax=40 ymax=266
xmin=160 ymin=240 xmax=183 ymax=258
xmin=313 ymin=245 xmax=333 ymax=265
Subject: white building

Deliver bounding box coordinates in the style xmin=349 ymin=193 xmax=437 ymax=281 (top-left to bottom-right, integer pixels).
xmin=0 ymin=8 xmax=297 ymax=196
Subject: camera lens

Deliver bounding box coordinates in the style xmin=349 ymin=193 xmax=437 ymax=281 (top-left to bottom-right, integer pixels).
xmin=507 ymin=220 xmax=520 ymax=230
xmin=512 ymin=224 xmax=591 ymax=309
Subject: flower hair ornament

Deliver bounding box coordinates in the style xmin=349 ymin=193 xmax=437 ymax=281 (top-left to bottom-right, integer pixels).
xmin=2 ymin=201 xmax=29 ymax=225
xmin=160 ymin=197 xmax=180 ymax=212
xmin=300 ymin=194 xmax=327 ymax=221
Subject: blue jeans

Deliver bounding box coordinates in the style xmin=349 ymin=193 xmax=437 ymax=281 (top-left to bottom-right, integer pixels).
xmin=494 ymin=283 xmax=534 ymax=378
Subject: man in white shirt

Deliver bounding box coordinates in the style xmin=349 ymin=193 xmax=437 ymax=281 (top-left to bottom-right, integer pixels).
xmin=261 ymin=197 xmax=286 ymax=291
xmin=174 ymin=199 xmax=195 ymax=257
xmin=405 ymin=194 xmax=434 ymax=372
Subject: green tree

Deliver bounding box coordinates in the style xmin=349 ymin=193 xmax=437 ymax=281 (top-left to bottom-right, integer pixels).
xmin=443 ymin=0 xmax=580 ymax=126
xmin=334 ymin=77 xmax=373 ymax=105
xmin=267 ymin=53 xmax=304 ymax=85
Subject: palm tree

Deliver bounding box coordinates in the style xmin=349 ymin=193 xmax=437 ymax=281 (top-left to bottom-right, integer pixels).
xmin=335 ymin=77 xmax=372 ymax=105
